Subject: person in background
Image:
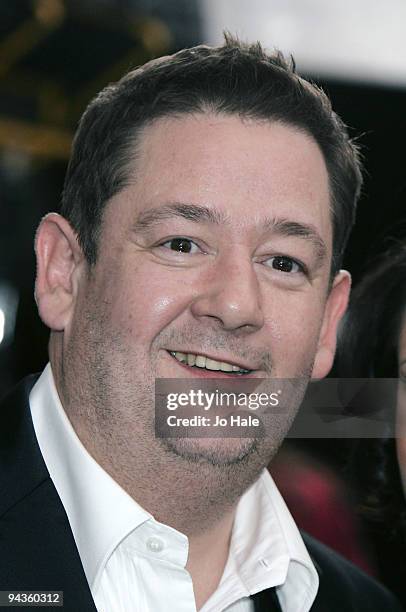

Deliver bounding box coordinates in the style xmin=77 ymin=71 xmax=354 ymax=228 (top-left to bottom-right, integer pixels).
xmin=337 ymin=241 xmax=406 ymax=607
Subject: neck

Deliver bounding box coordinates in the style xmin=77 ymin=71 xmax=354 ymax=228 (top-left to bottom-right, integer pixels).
xmin=186 ymin=508 xmax=235 ymax=610
xmin=93 ymin=438 xmax=246 ymax=535
xmin=90 ymin=445 xmax=244 ymax=609
xmin=89 ymin=433 xmax=239 ymax=607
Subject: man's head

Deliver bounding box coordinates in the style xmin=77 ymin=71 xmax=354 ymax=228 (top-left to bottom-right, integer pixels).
xmin=34 ymin=37 xmax=362 ymax=528
xmin=61 ymin=34 xmax=361 ymax=277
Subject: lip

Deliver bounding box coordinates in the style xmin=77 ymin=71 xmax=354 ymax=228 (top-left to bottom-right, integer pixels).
xmin=165 ymin=350 xmax=260 ymax=379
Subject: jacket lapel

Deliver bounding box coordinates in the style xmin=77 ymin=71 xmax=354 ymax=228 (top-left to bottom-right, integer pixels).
xmin=0 ymin=376 xmax=97 ymax=612
xmin=252 ymin=586 xmax=283 ymax=611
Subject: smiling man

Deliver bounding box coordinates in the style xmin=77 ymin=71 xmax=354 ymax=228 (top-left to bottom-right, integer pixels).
xmin=0 ymin=37 xmax=403 ymax=612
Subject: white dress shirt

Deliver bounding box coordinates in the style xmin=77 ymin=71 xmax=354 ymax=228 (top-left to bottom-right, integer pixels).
xmin=29 ymin=364 xmax=318 ymax=612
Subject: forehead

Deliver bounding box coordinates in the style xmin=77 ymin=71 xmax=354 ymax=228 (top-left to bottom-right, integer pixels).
xmin=120 ymin=113 xmax=332 ymax=246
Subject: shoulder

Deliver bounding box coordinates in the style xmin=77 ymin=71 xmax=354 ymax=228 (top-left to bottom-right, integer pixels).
xmin=0 ymin=373 xmax=40 ymax=452
xmin=0 ymin=374 xmax=47 ymax=516
xmin=302 ymin=532 xmax=405 ymax=611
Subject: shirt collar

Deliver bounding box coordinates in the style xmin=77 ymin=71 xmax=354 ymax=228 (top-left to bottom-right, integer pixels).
xmin=29 ymin=364 xmax=158 ymax=590
xmin=30 ymin=364 xmax=318 ymax=611
xmin=203 ymin=470 xmax=318 ymax=612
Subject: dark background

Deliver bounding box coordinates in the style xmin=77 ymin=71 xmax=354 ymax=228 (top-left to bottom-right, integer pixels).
xmin=0 ymin=0 xmax=201 ymax=392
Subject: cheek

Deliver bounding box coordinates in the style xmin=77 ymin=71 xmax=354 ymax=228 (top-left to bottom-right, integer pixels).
xmin=266 ymin=292 xmax=324 ymax=340
xmin=107 ymin=268 xmax=193 ymax=343
xmin=262 ymin=290 xmax=325 ymax=373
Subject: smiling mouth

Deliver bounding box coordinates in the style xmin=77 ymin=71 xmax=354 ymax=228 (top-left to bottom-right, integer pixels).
xmin=167 ymin=350 xmax=253 ymax=376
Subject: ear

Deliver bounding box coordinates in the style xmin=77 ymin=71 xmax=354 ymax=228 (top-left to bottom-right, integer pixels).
xmin=34 ymin=213 xmax=85 ymax=331
xmin=311 ymin=270 xmax=351 ymax=379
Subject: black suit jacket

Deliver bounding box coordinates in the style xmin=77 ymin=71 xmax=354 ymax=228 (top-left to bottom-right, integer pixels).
xmin=0 ymin=376 xmax=403 ymax=612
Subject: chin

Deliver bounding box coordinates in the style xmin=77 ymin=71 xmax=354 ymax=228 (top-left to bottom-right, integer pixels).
xmin=161 ymin=436 xmax=259 ymax=466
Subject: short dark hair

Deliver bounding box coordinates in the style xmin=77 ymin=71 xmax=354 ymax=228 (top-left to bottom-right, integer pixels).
xmin=61 ymin=34 xmax=363 ymax=275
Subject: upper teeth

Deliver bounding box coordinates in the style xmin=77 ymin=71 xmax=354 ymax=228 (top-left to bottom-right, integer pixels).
xmin=170 ymin=351 xmax=250 ymax=373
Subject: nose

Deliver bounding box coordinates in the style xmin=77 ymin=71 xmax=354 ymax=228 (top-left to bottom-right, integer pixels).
xmin=190 ymin=253 xmax=265 ymax=332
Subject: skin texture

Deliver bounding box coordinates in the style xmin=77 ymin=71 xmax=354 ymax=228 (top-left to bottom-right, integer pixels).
xmin=35 ymin=113 xmax=351 ymax=607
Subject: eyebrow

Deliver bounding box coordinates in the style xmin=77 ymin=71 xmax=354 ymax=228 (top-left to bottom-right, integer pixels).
xmin=268 ymin=218 xmax=328 ymax=261
xmin=132 ymin=202 xmax=228 ymax=231
xmin=132 ymin=202 xmax=327 ymax=261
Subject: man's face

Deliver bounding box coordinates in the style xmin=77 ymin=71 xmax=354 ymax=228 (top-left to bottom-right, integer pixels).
xmin=53 ymin=113 xmax=344 ymax=479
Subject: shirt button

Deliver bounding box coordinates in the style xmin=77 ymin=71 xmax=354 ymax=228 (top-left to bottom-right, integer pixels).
xmin=146 ymin=536 xmax=165 ymax=553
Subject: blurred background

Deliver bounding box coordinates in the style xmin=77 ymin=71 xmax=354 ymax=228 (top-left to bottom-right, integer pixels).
xmin=1 ymin=0 xmax=405 ymax=590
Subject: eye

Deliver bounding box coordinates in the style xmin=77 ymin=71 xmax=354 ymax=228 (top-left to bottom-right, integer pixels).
xmin=265 ymin=255 xmax=304 ymax=274
xmin=159 ymin=237 xmax=201 ymax=254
